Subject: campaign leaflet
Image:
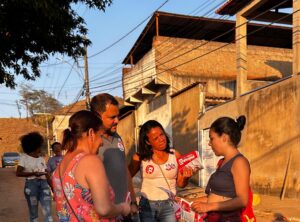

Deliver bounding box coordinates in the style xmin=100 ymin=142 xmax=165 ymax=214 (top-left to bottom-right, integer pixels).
xmin=177 ymin=151 xmax=203 ymax=172
xmin=180 ymin=198 xmax=207 ymax=222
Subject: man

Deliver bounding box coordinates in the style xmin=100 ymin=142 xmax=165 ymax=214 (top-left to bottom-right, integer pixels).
xmin=90 ymin=93 xmax=138 ymax=221
xmin=47 ymin=142 xmax=63 ymax=174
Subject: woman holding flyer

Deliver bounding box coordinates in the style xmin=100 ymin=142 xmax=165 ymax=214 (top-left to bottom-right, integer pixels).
xmin=129 ymin=120 xmax=195 ymax=222
xmin=191 ymin=116 xmax=255 ymax=222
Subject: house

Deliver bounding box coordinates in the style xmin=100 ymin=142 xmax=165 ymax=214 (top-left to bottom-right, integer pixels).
xmin=122 ymin=11 xmax=292 ymax=136
xmin=196 ymin=0 xmax=299 ymax=197
xmin=51 ymin=97 xmax=136 ymax=160
xmin=120 ymin=11 xmax=294 ymax=184
xmin=52 ymin=99 xmax=87 ymax=143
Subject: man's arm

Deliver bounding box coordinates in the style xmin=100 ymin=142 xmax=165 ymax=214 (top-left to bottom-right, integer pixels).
xmin=127 ymin=167 xmax=138 ymax=214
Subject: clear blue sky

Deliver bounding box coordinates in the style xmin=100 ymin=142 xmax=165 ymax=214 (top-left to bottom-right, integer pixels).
xmin=0 ymin=0 xmax=227 ymax=118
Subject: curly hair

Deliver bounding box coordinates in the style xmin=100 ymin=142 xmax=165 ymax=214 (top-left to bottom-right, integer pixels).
xmin=20 ymin=132 xmax=44 ymax=154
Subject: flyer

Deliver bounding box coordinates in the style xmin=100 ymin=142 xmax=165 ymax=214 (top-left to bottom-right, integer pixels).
xmin=177 ymin=150 xmax=203 ymax=172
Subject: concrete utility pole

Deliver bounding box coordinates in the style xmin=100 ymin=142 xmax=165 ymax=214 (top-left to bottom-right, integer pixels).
xmin=84 ymin=43 xmax=90 ymax=110
xmin=34 ymin=112 xmax=52 ymax=156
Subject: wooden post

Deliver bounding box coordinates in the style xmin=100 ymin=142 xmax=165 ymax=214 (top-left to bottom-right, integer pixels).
xmin=280 ymin=149 xmax=292 ymax=200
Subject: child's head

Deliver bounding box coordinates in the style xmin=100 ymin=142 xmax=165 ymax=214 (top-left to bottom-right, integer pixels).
xmin=20 ymin=132 xmax=44 ymax=155
xmin=51 ymin=142 xmax=62 ymax=156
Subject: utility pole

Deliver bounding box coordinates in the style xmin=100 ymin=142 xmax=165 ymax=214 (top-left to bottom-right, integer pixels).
xmin=84 ymin=42 xmax=90 ymax=110
xmin=34 ymin=112 xmax=52 ymax=156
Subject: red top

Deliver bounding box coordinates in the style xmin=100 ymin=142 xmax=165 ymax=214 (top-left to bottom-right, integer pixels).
xmin=52 ymin=152 xmax=116 ymax=222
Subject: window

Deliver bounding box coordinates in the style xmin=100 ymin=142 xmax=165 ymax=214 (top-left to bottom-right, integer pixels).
xmin=148 ymin=93 xmax=167 ymax=113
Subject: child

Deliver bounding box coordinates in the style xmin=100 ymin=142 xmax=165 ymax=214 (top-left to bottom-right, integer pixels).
xmin=16 ymin=132 xmax=53 ymax=222
xmin=47 ymin=142 xmax=63 ymax=174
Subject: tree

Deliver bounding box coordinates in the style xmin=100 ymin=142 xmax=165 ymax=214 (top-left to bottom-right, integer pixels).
xmin=0 ymin=0 xmax=112 ymax=88
xmin=19 ymin=84 xmax=62 ymax=117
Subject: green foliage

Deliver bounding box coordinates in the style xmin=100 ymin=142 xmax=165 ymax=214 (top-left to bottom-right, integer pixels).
xmin=19 ymin=84 xmax=63 ymax=117
xmin=0 ymin=0 xmax=112 ymax=88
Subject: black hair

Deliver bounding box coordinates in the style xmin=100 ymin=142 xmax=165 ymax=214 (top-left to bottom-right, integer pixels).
xmin=138 ymin=120 xmax=172 ymax=161
xmin=210 ymin=115 xmax=246 ymax=147
xmin=61 ymin=110 xmax=103 ymax=152
xmin=20 ymin=132 xmax=44 ymax=154
xmin=90 ymin=93 xmax=119 ymax=114
xmin=51 ymin=142 xmax=61 ymax=150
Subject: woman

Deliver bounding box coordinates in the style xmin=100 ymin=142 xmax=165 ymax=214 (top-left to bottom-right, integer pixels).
xmin=16 ymin=132 xmax=53 ymax=222
xmin=52 ymin=110 xmax=130 ymax=221
xmin=129 ymin=120 xmax=194 ymax=222
xmin=191 ymin=116 xmax=255 ymax=222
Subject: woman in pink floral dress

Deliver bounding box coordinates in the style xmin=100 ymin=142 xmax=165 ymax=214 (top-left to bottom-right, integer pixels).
xmin=52 ymin=110 xmax=130 ymax=221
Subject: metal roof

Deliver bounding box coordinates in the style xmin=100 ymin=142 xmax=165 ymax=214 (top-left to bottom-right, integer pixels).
xmin=216 ymin=0 xmax=252 ymax=16
xmin=122 ymin=11 xmax=292 ymax=65
xmin=216 ymin=0 xmax=292 ymax=16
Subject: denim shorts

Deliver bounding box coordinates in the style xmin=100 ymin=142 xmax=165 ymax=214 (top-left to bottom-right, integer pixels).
xmin=139 ymin=196 xmax=177 ymax=222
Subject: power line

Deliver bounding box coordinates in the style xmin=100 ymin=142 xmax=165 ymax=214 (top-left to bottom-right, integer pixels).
xmin=89 ymin=0 xmax=291 ymax=95
xmin=120 ymin=0 xmax=292 ymax=93
xmin=87 ymin=0 xmax=170 ymax=59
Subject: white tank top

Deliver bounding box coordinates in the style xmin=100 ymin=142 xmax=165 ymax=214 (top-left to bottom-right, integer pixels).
xmin=140 ymin=150 xmax=178 ymax=200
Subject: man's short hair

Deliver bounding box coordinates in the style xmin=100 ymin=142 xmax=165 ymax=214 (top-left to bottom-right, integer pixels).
xmin=90 ymin=93 xmax=119 ymax=114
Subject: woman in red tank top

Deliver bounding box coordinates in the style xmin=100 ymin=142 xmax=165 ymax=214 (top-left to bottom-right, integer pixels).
xmin=52 ymin=110 xmax=130 ymax=221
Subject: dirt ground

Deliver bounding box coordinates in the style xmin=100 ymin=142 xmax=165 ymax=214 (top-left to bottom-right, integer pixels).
xmin=133 ymin=177 xmax=300 ymax=222
xmin=1 ymin=168 xmax=298 ymax=222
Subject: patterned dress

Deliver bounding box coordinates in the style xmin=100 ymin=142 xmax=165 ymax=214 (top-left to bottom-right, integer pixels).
xmin=52 ymin=152 xmax=116 ymax=222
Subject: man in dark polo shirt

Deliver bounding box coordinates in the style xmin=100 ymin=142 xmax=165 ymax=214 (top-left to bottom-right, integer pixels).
xmin=90 ymin=93 xmax=138 ymax=221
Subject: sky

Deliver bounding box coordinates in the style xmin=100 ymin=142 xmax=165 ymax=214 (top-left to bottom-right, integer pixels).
xmin=0 ymin=0 xmax=228 ymax=118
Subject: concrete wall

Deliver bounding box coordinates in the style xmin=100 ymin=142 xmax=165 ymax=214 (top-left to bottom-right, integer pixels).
xmin=117 ymin=112 xmax=136 ymax=163
xmin=154 ymin=36 xmax=292 ymax=81
xmin=123 ymin=36 xmax=292 ymax=102
xmin=171 ymin=84 xmax=204 ymax=184
xmin=123 ymin=49 xmax=156 ymax=99
xmin=171 ymin=84 xmax=201 ymax=154
xmin=52 ymin=115 xmax=70 ymax=143
xmin=199 ymin=76 xmax=300 ymax=198
xmin=135 ymin=89 xmax=173 ymax=140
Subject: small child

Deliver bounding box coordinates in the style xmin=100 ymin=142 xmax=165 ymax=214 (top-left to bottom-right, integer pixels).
xmin=47 ymin=142 xmax=63 ymax=174
xmin=16 ymin=132 xmax=53 ymax=222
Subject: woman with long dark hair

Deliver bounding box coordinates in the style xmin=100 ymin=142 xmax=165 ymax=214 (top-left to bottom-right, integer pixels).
xmin=129 ymin=120 xmax=195 ymax=222
xmin=52 ymin=110 xmax=130 ymax=221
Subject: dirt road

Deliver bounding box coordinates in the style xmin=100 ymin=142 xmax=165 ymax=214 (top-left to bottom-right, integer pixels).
xmin=1 ymin=168 xmax=299 ymax=222
xmin=0 ymin=168 xmax=58 ymax=222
